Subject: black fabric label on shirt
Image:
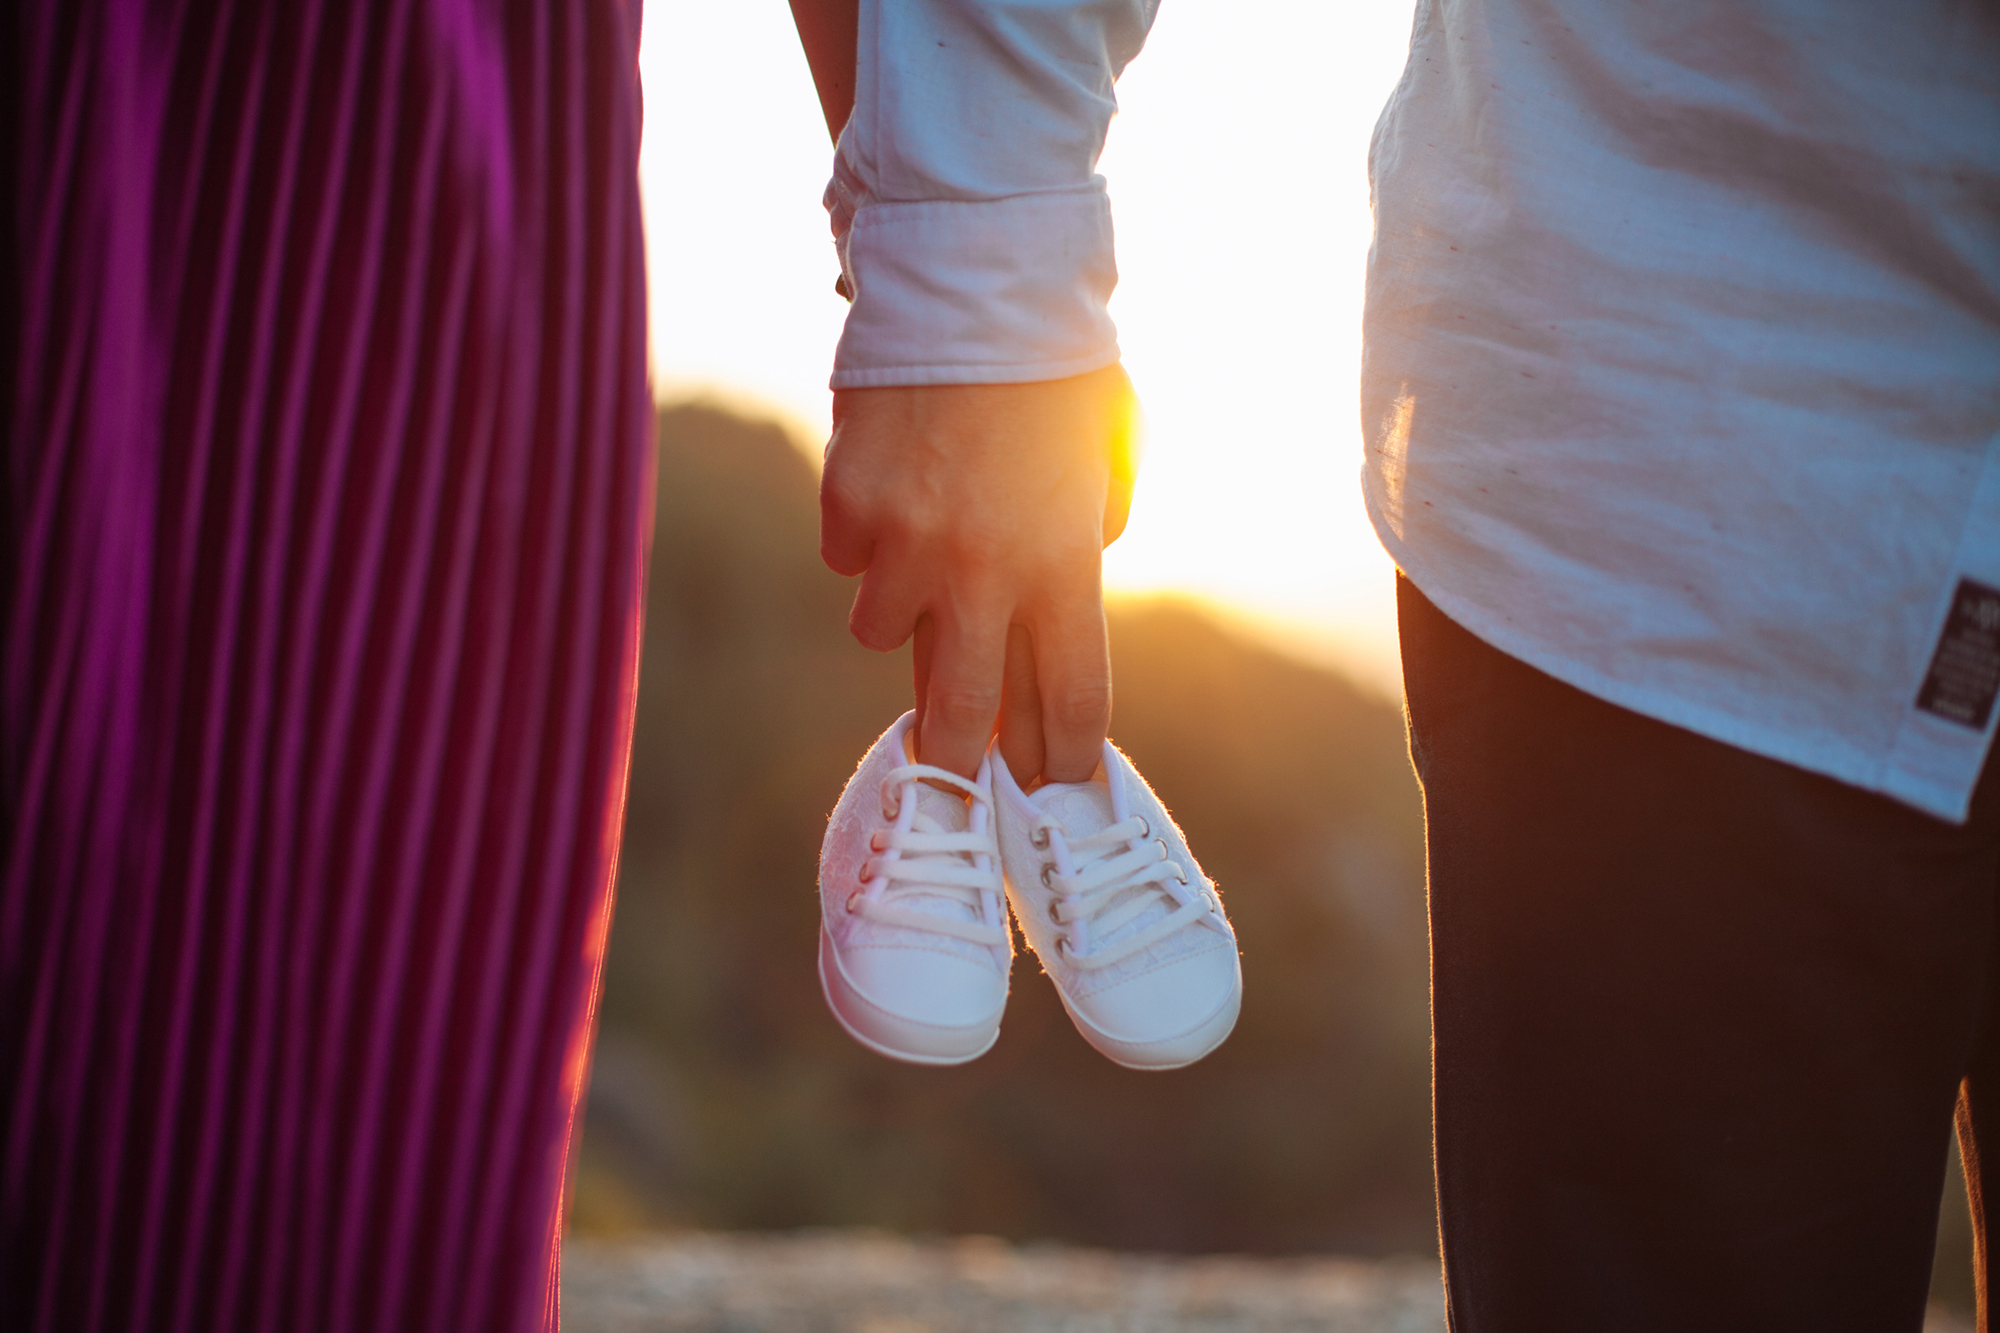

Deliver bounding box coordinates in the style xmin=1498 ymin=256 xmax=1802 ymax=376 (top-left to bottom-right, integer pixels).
xmin=1916 ymin=579 xmax=2000 ymax=731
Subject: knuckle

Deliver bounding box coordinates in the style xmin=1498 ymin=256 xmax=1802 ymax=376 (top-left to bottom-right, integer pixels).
xmin=927 ymin=685 xmax=1001 ymax=734
xmin=1049 ymin=682 xmax=1112 ymax=735
xmin=820 ymin=455 xmax=885 ymax=517
xmin=819 ymin=483 xmax=868 ymax=537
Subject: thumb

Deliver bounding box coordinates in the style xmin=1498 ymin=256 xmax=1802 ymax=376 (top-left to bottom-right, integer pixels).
xmin=1100 ymin=370 xmax=1142 ymax=548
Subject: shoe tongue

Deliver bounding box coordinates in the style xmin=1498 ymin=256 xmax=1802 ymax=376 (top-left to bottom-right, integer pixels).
xmin=1030 ymin=779 xmax=1115 ymax=839
xmin=910 ymin=779 xmax=970 ymax=833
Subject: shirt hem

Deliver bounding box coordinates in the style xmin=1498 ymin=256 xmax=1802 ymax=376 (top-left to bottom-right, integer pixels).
xmin=1376 ymin=510 xmax=1974 ymax=825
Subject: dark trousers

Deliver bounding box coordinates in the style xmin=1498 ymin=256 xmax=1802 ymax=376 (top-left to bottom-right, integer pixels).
xmin=1399 ymin=576 xmax=2000 ymax=1332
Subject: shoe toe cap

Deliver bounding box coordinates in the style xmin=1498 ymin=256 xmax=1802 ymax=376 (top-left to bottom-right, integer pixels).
xmin=1070 ymin=944 xmax=1241 ymax=1068
xmin=842 ymin=945 xmax=1006 ymax=1026
xmin=821 ymin=935 xmax=1006 ymax=1065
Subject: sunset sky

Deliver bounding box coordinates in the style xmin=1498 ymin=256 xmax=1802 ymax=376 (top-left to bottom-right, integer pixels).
xmin=637 ymin=2 xmax=1418 ymax=694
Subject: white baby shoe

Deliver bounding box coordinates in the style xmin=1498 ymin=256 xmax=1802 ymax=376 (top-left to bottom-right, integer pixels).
xmin=819 ymin=711 xmax=1012 ymax=1065
xmin=991 ymin=741 xmax=1241 ymax=1070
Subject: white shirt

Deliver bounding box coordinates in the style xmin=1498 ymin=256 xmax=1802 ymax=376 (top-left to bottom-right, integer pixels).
xmin=826 ymin=0 xmax=1155 ymax=388
xmin=828 ymin=0 xmax=2000 ymax=823
xmin=1363 ymin=0 xmax=2000 ymax=822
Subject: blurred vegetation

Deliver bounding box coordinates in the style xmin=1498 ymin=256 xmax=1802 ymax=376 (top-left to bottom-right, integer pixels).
xmin=572 ymin=399 xmax=1436 ymax=1258
xmin=568 ymin=397 xmax=1981 ymax=1319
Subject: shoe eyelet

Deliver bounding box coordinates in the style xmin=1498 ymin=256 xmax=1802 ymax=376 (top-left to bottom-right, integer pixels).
xmin=1040 ymin=863 xmax=1055 ymax=889
xmin=1054 ymin=935 xmax=1072 ymax=956
xmin=869 ymin=831 xmax=888 ymax=852
xmin=1030 ymin=827 xmax=1050 ymax=850
xmin=1135 ymin=815 xmax=1150 ymax=837
xmin=1046 ymin=900 xmax=1062 ymax=925
xmin=1154 ymin=838 xmax=1169 ymax=859
xmin=846 ymin=892 xmax=863 ymax=914
xmin=858 ymin=860 xmax=875 ymax=886
xmin=880 ymin=784 xmax=901 ymax=820
xmin=1175 ymin=865 xmax=1190 ymax=885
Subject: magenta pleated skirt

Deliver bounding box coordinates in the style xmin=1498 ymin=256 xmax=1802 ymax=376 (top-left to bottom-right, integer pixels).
xmin=2 ymin=2 xmax=652 ymax=1329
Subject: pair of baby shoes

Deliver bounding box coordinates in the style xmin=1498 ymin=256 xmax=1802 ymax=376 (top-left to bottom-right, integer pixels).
xmin=817 ymin=711 xmax=1241 ymax=1070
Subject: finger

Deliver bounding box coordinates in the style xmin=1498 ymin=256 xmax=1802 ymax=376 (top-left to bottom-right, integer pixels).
xmin=847 ymin=553 xmax=926 ymax=653
xmin=1029 ymin=588 xmax=1111 ymax=784
xmin=915 ymin=603 xmax=1008 ymax=780
xmin=819 ymin=470 xmax=875 ymax=576
xmin=998 ymin=622 xmax=1046 ymax=787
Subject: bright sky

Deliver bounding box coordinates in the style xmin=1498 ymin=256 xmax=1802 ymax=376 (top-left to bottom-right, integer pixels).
xmin=637 ymin=2 xmax=1417 ymax=696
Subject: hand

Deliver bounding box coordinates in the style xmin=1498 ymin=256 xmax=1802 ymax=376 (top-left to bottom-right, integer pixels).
xmin=820 ymin=364 xmax=1139 ymax=785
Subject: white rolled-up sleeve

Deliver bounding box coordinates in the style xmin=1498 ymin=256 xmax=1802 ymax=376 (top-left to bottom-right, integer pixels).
xmin=826 ymin=0 xmax=1158 ymax=389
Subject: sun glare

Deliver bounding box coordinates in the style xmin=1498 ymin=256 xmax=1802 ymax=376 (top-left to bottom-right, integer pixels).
xmin=638 ymin=2 xmax=1417 ymax=694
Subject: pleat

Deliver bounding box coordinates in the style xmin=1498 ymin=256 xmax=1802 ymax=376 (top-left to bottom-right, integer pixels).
xmin=0 ymin=2 xmax=653 ymax=1330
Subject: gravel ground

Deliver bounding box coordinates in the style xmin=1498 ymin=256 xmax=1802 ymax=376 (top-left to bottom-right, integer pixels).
xmin=563 ymin=1231 xmax=1981 ymax=1333
xmin=562 ymin=1231 xmax=1446 ymax=1333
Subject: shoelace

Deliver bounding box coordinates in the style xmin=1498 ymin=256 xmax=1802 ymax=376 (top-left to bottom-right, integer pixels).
xmin=1035 ymin=814 xmax=1218 ymax=971
xmin=848 ymin=763 xmax=1008 ymax=948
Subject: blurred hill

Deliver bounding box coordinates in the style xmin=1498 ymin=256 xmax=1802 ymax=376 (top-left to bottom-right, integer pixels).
xmin=574 ymin=401 xmax=1434 ymax=1258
